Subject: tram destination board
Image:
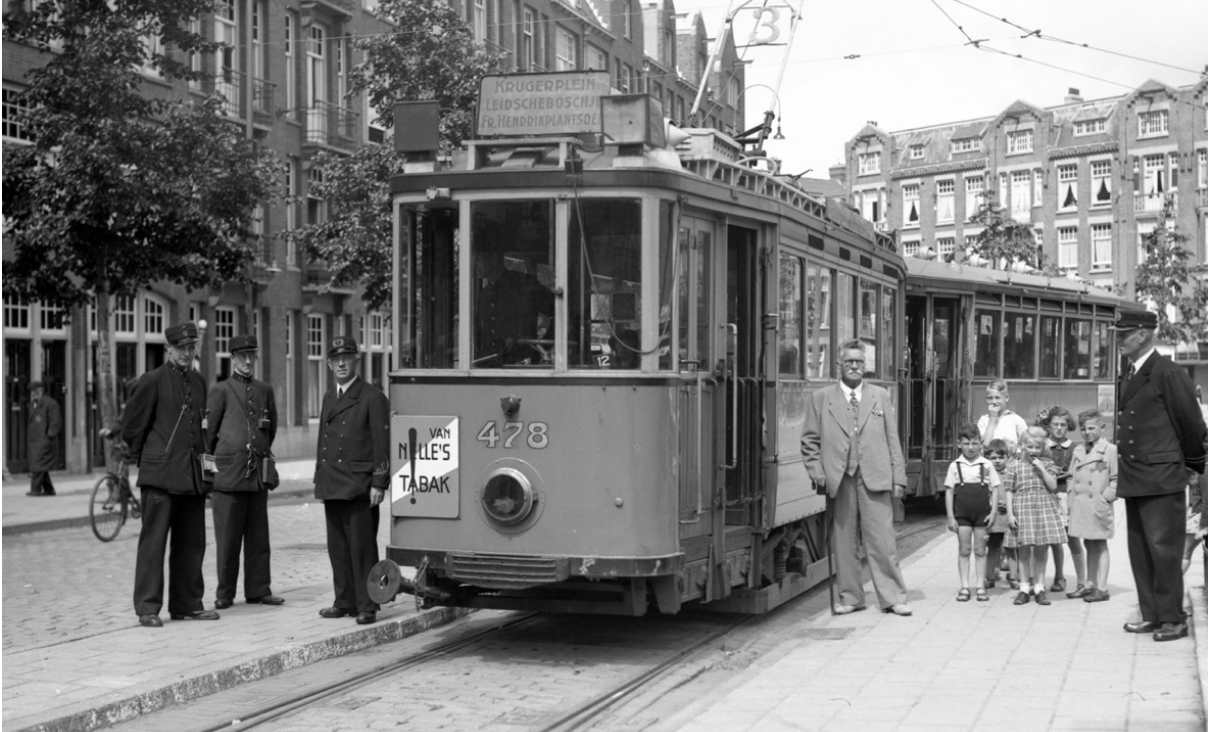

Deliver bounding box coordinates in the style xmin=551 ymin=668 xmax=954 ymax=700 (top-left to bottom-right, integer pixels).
xmin=391 ymin=415 xmax=459 ymax=518
xmin=476 ymin=71 xmax=610 ymax=136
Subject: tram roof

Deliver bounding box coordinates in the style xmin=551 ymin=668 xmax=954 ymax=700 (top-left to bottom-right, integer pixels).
xmin=906 ymin=257 xmax=1126 ymax=306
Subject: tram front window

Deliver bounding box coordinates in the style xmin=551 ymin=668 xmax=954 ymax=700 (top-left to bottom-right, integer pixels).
xmin=568 ymin=199 xmax=643 ymax=369
xmin=471 ymin=201 xmax=555 ymax=369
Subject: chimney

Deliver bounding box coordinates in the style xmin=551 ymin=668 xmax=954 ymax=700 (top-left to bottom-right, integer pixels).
xmin=867 ymin=120 xmax=878 ymax=127
xmin=1064 ymin=87 xmax=1083 ymax=104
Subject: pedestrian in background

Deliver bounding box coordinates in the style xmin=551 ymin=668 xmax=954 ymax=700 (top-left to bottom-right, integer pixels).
xmin=314 ymin=336 xmax=390 ymax=626
xmin=801 ymin=339 xmax=913 ymax=617
xmin=26 ymin=380 xmax=62 ymax=497
xmin=205 ymin=335 xmax=284 ymax=610
xmin=122 ymin=321 xmax=218 ymax=628
xmin=1114 ymin=310 xmax=1207 ymax=642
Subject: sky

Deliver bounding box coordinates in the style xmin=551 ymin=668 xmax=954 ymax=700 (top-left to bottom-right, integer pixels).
xmin=672 ymin=0 xmax=1208 ymax=177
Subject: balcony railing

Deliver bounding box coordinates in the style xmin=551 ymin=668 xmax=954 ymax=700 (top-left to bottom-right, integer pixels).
xmin=304 ymin=101 xmax=358 ymax=151
xmin=1135 ymin=191 xmax=1177 ymax=215
xmin=213 ymin=68 xmax=276 ymax=128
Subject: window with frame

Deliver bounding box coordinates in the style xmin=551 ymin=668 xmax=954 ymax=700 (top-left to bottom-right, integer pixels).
xmin=857 ymin=278 xmax=879 ymax=376
xmin=521 ymin=9 xmax=535 ymax=71
xmin=472 ymin=0 xmax=487 ymax=43
xmin=936 ymin=237 xmax=955 ymax=257
xmin=952 ymin=137 xmax=980 ymax=154
xmin=902 ymin=239 xmax=921 ymax=257
xmin=1039 ymin=315 xmax=1061 ymax=378
xmin=1007 ymin=129 xmax=1033 ymax=154
xmin=964 ymin=233 xmax=979 ymax=251
xmin=964 ymin=176 xmax=983 ymax=220
xmin=1093 ymin=321 xmax=1111 ymax=379
xmin=882 ymin=286 xmax=896 ymax=379
xmin=1091 ymin=223 xmax=1111 ymax=270
xmin=778 ymin=254 xmax=802 ymax=378
xmin=1073 ymin=118 xmax=1106 ymax=136
xmin=1064 ymin=318 xmax=1091 ymax=379
xmin=113 ymin=295 xmax=137 ymax=335
xmin=3 ymin=86 xmax=33 ymax=142
xmin=284 ymin=13 xmax=296 ymax=116
xmin=1090 ymin=160 xmax=1112 ymax=206
xmin=1057 ymin=164 xmax=1078 ymax=210
xmin=1003 ymin=312 xmax=1035 ymax=379
xmin=1058 ymin=227 xmax=1078 ymax=268
xmin=857 ymin=151 xmax=881 ymax=175
xmin=1198 ymin=149 xmax=1207 ymax=188
xmin=555 ymin=27 xmax=578 ymax=71
xmin=307 ymin=313 xmax=326 ymax=418
xmin=1033 ymin=170 xmax=1043 ymax=207
xmin=909 ymin=144 xmax=924 ymax=160
xmin=1138 ymin=109 xmax=1168 ymax=138
xmin=936 ymin=179 xmax=954 ymax=223
xmin=143 ymin=296 xmax=164 ymax=335
xmin=975 ymin=309 xmax=1001 ymax=377
xmin=1010 ymin=170 xmax=1032 ymax=219
xmin=902 ymin=183 xmax=919 ymax=227
xmin=4 ymin=297 xmax=30 ymax=331
xmin=857 ymin=188 xmax=882 ymax=223
xmin=835 ymin=273 xmax=856 ymax=353
xmin=622 ymin=0 xmax=632 ymax=38
xmin=584 ymin=44 xmax=606 ymax=71
xmin=214 ymin=306 xmax=237 ymax=378
xmin=140 ymin=34 xmax=164 ymax=79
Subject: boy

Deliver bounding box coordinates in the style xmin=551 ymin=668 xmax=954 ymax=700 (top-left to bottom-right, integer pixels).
xmin=945 ymin=423 xmax=1002 ymax=601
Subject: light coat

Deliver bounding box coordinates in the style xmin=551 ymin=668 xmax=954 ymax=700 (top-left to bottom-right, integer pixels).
xmin=801 ymin=382 xmax=906 ymax=495
xmin=1067 ymin=438 xmax=1118 ymax=539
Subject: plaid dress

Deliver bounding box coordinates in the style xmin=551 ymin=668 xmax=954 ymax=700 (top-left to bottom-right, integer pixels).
xmin=1006 ymin=457 xmax=1066 ymax=546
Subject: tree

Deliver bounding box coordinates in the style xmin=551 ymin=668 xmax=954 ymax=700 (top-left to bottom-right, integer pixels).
xmin=966 ymin=190 xmax=1041 ymax=270
xmin=287 ymin=0 xmax=504 ymax=310
xmin=1133 ymin=199 xmax=1208 ymax=345
xmin=2 ymin=0 xmax=280 ymax=460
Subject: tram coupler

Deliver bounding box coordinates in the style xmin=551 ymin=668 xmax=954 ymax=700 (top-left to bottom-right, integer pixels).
xmin=368 ymin=559 xmax=453 ymax=606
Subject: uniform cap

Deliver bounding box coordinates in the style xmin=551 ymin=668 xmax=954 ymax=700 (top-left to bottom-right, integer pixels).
xmin=1109 ymin=309 xmax=1158 ymax=331
xmin=328 ymin=335 xmax=359 ymax=356
xmin=28 ymin=381 xmax=44 ymax=391
xmin=228 ymin=334 xmax=258 ymax=353
xmin=165 ymin=321 xmax=200 ymax=345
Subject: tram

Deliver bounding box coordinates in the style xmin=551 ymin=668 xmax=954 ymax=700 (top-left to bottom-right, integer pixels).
xmin=368 ymin=70 xmax=906 ymax=615
xmin=900 ymin=257 xmax=1129 ymax=497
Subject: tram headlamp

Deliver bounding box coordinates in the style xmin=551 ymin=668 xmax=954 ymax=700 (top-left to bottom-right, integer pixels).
xmin=481 ymin=468 xmax=536 ymax=525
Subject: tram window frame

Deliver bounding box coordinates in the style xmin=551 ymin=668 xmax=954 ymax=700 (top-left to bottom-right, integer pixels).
xmin=396 ymin=204 xmax=460 ymax=370
xmin=567 ymin=197 xmax=644 ymax=371
xmin=1002 ymin=312 xmax=1036 ymax=379
xmin=778 ymin=253 xmax=803 ymax=378
xmin=1064 ymin=317 xmax=1092 ymax=379
xmin=974 ymin=309 xmax=1001 ymax=377
xmin=882 ymin=285 xmax=896 ymax=381
xmin=804 ymin=264 xmax=830 ymax=379
xmin=1093 ymin=320 xmax=1112 ymax=379
xmin=835 ymin=272 xmax=856 ymax=362
xmin=1039 ymin=315 xmax=1061 ymax=379
xmin=858 ymin=278 xmax=878 ymax=378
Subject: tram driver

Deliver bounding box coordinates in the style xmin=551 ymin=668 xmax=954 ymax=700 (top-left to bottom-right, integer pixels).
xmin=473 ymin=244 xmax=554 ymax=367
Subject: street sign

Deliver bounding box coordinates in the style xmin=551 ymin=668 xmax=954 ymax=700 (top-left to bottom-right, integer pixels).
xmin=390 ymin=415 xmax=459 ymax=518
xmin=476 ymin=71 xmax=611 ymax=136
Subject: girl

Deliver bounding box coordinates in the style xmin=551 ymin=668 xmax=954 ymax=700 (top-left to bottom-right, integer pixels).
xmin=984 ymin=439 xmax=1018 ymax=590
xmin=978 ymin=379 xmax=1028 ymax=453
xmin=1006 ymin=427 xmax=1065 ymax=605
xmin=1067 ymin=409 xmax=1116 ymax=602
xmin=945 ymin=423 xmax=1001 ymax=601
xmin=1044 ymin=407 xmax=1087 ymax=596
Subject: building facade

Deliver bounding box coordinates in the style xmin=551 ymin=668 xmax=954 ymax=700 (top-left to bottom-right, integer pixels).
xmin=2 ymin=0 xmax=744 ymax=474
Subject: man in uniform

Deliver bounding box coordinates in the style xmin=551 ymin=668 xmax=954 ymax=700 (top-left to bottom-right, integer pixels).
xmin=26 ymin=381 xmax=62 ymax=496
xmin=205 ymin=335 xmax=284 ymax=610
xmin=1114 ymin=309 xmax=1207 ymax=641
xmin=122 ymin=321 xmax=218 ymax=627
xmin=314 ymin=336 xmax=390 ymax=625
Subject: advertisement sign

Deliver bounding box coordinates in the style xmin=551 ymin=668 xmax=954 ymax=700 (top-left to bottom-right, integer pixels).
xmin=391 ymin=415 xmax=459 ymax=519
xmin=477 ymin=71 xmax=611 ymax=136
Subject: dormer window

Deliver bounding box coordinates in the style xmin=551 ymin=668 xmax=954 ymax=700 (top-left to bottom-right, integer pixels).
xmin=1073 ymin=118 xmax=1106 ymax=136
xmin=952 ymin=138 xmax=980 ymax=154
xmin=858 ymin=151 xmax=881 ymax=175
xmin=909 ymin=144 xmax=924 ymax=160
xmin=1138 ymin=109 xmax=1168 ymax=138
xmin=1007 ymin=129 xmax=1033 ymax=155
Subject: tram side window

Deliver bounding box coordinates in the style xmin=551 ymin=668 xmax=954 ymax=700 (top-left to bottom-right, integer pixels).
xmin=1040 ymin=315 xmax=1061 ymax=378
xmin=858 ymin=278 xmax=878 ymax=377
xmin=882 ymin=286 xmax=896 ymax=379
xmin=568 ymin=198 xmax=642 ymax=369
xmin=975 ymin=310 xmax=1001 ymax=377
xmin=1003 ymin=313 xmax=1036 ymax=379
xmin=1093 ymin=321 xmax=1112 ymax=379
xmin=778 ymin=254 xmax=803 ymax=377
xmin=397 ymin=206 xmax=458 ymax=369
xmin=471 ymin=200 xmax=555 ymax=369
xmin=805 ymin=265 xmax=831 ymax=379
xmin=836 ymin=273 xmax=856 ymax=365
xmin=1064 ymin=318 xmax=1091 ymax=379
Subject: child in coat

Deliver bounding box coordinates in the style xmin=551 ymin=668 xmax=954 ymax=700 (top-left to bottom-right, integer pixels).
xmin=1067 ymin=409 xmax=1116 ymax=602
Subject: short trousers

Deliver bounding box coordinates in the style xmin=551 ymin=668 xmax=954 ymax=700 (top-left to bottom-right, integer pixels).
xmin=954 ymin=485 xmax=992 ymax=527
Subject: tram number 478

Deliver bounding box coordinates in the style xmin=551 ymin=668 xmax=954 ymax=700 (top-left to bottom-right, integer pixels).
xmin=476 ymin=420 xmax=549 ymax=449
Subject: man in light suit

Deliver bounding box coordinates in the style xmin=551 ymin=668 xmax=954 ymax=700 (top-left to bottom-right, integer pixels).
xmin=801 ymin=339 xmax=912 ymax=616
xmin=314 ymin=335 xmax=390 ymax=625
xmin=1113 ymin=309 xmax=1207 ymax=641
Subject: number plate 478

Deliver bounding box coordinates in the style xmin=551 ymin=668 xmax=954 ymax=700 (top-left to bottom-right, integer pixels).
xmin=476 ymin=420 xmax=549 ymax=449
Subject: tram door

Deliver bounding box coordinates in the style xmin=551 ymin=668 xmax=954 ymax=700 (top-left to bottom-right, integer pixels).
xmin=677 ymin=217 xmax=718 ymax=543
xmin=723 ymin=225 xmax=762 ymax=526
xmin=904 ymin=294 xmax=962 ymax=495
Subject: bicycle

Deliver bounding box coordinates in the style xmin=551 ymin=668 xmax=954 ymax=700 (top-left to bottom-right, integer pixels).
xmin=90 ymin=428 xmax=142 ymax=542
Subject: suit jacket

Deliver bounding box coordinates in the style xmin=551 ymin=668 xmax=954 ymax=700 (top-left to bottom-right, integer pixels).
xmin=1116 ymin=351 xmax=1207 ymax=498
xmin=122 ymin=362 xmax=208 ymax=494
xmin=27 ymin=393 xmax=62 ymax=472
xmin=313 ymin=378 xmax=391 ymax=501
xmin=205 ymin=373 xmax=278 ymax=492
xmin=801 ymin=382 xmax=906 ymax=496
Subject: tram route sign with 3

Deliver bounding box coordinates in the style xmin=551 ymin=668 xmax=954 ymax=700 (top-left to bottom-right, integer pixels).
xmin=390 ymin=415 xmax=459 ymax=519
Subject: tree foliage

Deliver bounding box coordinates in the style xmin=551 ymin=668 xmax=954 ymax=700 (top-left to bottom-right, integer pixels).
xmin=287 ymin=0 xmax=505 ymax=310
xmin=1133 ymin=199 xmax=1208 ymax=344
xmin=966 ymin=190 xmax=1041 ymax=270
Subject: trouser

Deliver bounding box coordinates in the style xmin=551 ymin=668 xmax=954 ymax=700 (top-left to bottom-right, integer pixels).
xmin=1125 ymin=492 xmax=1186 ymax=624
xmin=833 ymin=469 xmax=908 ymax=609
xmin=324 ymin=499 xmax=381 ymax=613
xmin=29 ymin=471 xmax=56 ymax=495
xmin=134 ymin=487 xmax=207 ymax=616
xmin=211 ymin=490 xmax=272 ymax=601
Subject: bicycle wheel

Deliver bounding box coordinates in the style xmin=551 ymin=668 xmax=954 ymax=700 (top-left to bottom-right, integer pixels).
xmin=90 ymin=474 xmax=127 ymax=542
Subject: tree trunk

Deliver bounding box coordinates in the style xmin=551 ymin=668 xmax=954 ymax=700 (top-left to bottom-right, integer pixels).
xmin=94 ymin=252 xmax=118 ymax=473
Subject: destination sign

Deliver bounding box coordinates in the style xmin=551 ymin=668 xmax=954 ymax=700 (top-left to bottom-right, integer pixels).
xmin=391 ymin=415 xmax=459 ymax=519
xmin=477 ymin=71 xmax=611 ymax=136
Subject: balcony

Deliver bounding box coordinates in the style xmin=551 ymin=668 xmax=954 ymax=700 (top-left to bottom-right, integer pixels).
xmin=213 ymin=68 xmax=276 ymax=130
xmin=304 ymin=101 xmax=358 ymax=152
xmin=1135 ymin=191 xmax=1177 ymax=215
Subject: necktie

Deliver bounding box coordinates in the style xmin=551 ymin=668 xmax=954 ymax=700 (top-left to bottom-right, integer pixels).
xmin=1127 ymin=364 xmax=1135 ymax=379
xmin=849 ymin=390 xmax=859 ymax=408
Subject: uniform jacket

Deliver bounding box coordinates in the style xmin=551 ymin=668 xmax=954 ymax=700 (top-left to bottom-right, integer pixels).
xmin=313 ymin=378 xmax=390 ymax=501
xmin=205 ymin=372 xmax=278 ymax=492
xmin=122 ymin=363 xmax=208 ymax=494
xmin=27 ymin=393 xmax=62 ymax=472
xmin=1116 ymin=351 xmax=1207 ymax=498
xmin=801 ymin=382 xmax=906 ymax=496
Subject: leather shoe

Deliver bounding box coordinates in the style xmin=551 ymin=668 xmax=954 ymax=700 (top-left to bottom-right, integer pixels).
xmin=355 ymin=612 xmax=377 ymax=625
xmin=247 ymin=595 xmax=285 ymax=605
xmin=139 ymin=614 xmax=163 ymax=628
xmin=1123 ymin=620 xmax=1160 ymax=634
xmin=832 ymin=604 xmax=866 ymax=615
xmin=1084 ymin=589 xmax=1110 ymax=603
xmin=1034 ymin=591 xmax=1051 ymax=606
xmin=1066 ymin=584 xmax=1091 ymax=599
xmin=214 ymin=599 xmax=233 ymax=609
xmin=1013 ymin=591 xmax=1030 ymax=605
xmin=319 ymin=606 xmax=356 ymax=619
xmin=170 ymin=609 xmax=220 ymax=620
xmin=883 ymin=603 xmax=913 ymax=616
xmin=1153 ymin=622 xmax=1188 ymax=642
xmin=25 ymin=491 xmax=47 ymax=497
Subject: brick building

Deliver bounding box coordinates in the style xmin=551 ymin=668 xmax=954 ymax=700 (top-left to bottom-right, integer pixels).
xmin=2 ymin=0 xmax=744 ymax=474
